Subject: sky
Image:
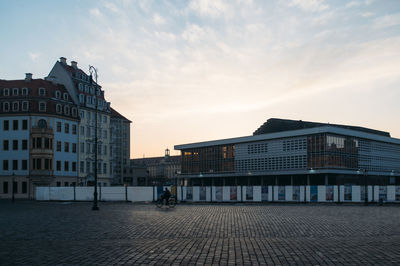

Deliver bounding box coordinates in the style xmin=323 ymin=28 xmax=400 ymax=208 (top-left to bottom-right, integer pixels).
xmin=0 ymin=0 xmax=400 ymax=158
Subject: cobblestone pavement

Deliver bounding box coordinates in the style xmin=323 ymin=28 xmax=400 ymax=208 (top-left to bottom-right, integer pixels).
xmin=1 ymin=201 xmax=400 ymax=265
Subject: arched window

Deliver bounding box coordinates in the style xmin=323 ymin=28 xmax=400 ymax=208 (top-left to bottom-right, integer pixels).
xmin=38 ymin=119 xmax=47 ymax=128
xmin=55 ymin=91 xmax=61 ymax=99
xmin=63 ymin=93 xmax=68 ymax=101
xmin=56 ymin=104 xmax=62 ymax=113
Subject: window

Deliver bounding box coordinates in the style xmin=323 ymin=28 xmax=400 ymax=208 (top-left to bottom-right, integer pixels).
xmin=34 ymin=158 xmax=41 ymax=169
xmin=103 ymin=130 xmax=107 ymax=139
xmin=104 ymin=145 xmax=107 ymax=155
xmin=64 ymin=161 xmax=69 ymax=171
xmin=65 ymin=123 xmax=69 ymax=133
xmin=103 ymin=163 xmax=107 ymax=174
xmin=44 ymin=138 xmax=50 ymax=149
xmin=35 ymin=137 xmax=42 ymax=149
xmin=22 ymin=160 xmax=27 ymax=170
xmin=22 ymin=140 xmax=27 ymax=150
xmin=39 ymin=102 xmax=46 ymax=112
xmin=72 ymin=162 xmax=76 ymax=172
xmin=56 ymin=104 xmax=62 ymax=113
xmin=38 ymin=119 xmax=47 ymax=128
xmin=39 ymin=88 xmax=45 ymax=96
xmin=13 ymin=181 xmax=17 ymax=194
xmin=80 ymin=142 xmax=84 ymax=153
xmin=13 ymin=140 xmax=18 ymax=150
xmin=56 ymin=122 xmax=61 ymax=132
xmin=4 ymin=88 xmax=9 ymax=96
xmin=72 ymin=143 xmax=77 ymax=153
xmin=86 ymin=143 xmax=90 ymax=154
xmin=86 ymin=161 xmax=90 ymax=173
xmin=22 ymin=119 xmax=28 ymax=130
xmin=103 ymin=116 xmax=107 ymax=123
xmin=3 ymin=182 xmax=8 ymax=194
xmin=78 ymin=83 xmax=83 ymax=91
xmin=55 ymin=91 xmax=61 ymax=99
xmin=98 ymin=144 xmax=102 ymax=155
xmin=3 ymin=160 xmax=8 ymax=170
xmin=56 ymin=141 xmax=61 ymax=152
xmin=64 ymin=105 xmax=70 ymax=115
xmin=22 ymin=88 xmax=28 ymax=95
xmin=3 ymin=102 xmax=9 ymax=112
xmin=57 ymin=182 xmax=61 ymax=187
xmin=12 ymin=160 xmax=18 ymax=170
xmin=22 ymin=182 xmax=27 ymax=194
xmin=3 ymin=140 xmax=9 ymax=151
xmin=90 ymin=86 xmax=95 ymax=94
xmin=13 ymin=120 xmax=18 ymax=130
xmin=56 ymin=160 xmax=61 ymax=171
xmin=72 ymin=108 xmax=77 ymax=117
xmin=63 ymin=93 xmax=68 ymax=101
xmin=22 ymin=101 xmax=29 ymax=111
xmin=3 ymin=120 xmax=9 ymax=130
xmin=80 ymin=161 xmax=84 ymax=172
xmin=80 ymin=110 xmax=84 ymax=118
xmin=12 ymin=88 xmax=19 ymax=96
xmin=72 ymin=125 xmax=77 ymax=134
xmin=12 ymin=101 xmax=19 ymax=111
xmin=44 ymin=159 xmax=50 ymax=170
xmin=86 ymin=95 xmax=91 ymax=104
xmin=86 ymin=126 xmax=90 ymax=137
xmin=80 ymin=126 xmax=84 ymax=135
xmin=85 ymin=85 xmax=89 ymax=93
xmin=64 ymin=142 xmax=69 ymax=152
xmin=64 ymin=182 xmax=69 ymax=186
xmin=79 ymin=94 xmax=84 ymax=103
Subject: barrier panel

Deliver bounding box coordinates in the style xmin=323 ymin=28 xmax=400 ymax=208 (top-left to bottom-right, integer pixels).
xmin=36 ymin=185 xmax=400 ymax=203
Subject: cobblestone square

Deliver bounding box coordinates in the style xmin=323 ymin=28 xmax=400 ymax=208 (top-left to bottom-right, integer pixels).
xmin=1 ymin=201 xmax=400 ymax=265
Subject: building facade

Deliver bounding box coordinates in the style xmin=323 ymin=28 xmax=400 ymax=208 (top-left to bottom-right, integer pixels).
xmin=48 ymin=57 xmax=112 ymax=186
xmin=175 ymin=119 xmax=400 ymax=186
xmin=0 ymin=74 xmax=79 ymax=199
xmin=110 ymin=107 xmax=131 ymax=185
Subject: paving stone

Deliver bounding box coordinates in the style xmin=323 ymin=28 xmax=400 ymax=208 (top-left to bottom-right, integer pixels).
xmin=0 ymin=201 xmax=400 ymax=265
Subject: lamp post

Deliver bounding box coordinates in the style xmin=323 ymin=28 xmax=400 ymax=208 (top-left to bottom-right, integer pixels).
xmin=89 ymin=65 xmax=99 ymax=211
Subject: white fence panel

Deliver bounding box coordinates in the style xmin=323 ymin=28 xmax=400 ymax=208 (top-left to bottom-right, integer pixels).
xmin=50 ymin=187 xmax=74 ymax=201
xmin=128 ymin=187 xmax=153 ymax=202
xmin=318 ymin=186 xmax=325 ymax=202
xmin=253 ymin=186 xmax=261 ymax=202
xmin=36 ymin=187 xmax=50 ymax=201
xmin=76 ymin=187 xmax=95 ymax=201
xmin=387 ymin=186 xmax=395 ymax=202
xmin=101 ymin=187 xmax=125 ymax=201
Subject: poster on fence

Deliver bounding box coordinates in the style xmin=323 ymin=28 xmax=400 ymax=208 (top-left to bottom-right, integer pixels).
xmin=230 ymin=186 xmax=237 ymax=200
xmin=310 ymin=186 xmax=318 ymax=202
xmin=278 ymin=186 xmax=285 ymax=200
xmin=344 ymin=185 xmax=352 ymax=201
xmin=396 ymin=186 xmax=400 ymax=201
xmin=360 ymin=186 xmax=366 ymax=201
xmin=157 ymin=186 xmax=164 ymax=199
xmin=246 ymin=186 xmax=253 ymax=200
xmin=326 ymin=185 xmax=333 ymax=201
xmin=261 ymin=186 xmax=268 ymax=201
xmin=215 ymin=187 xmax=222 ymax=201
xmin=379 ymin=186 xmax=387 ymax=201
xmin=293 ymin=186 xmax=300 ymax=201
xmin=186 ymin=187 xmax=193 ymax=200
xmin=199 ymin=187 xmax=206 ymax=201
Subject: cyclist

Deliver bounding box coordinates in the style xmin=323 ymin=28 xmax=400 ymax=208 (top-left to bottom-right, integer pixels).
xmin=161 ymin=187 xmax=171 ymax=204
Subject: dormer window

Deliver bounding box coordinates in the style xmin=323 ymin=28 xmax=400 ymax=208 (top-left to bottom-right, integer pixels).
xmin=39 ymin=102 xmax=46 ymax=112
xmin=84 ymin=85 xmax=89 ymax=93
xmin=39 ymin=88 xmax=46 ymax=96
xmin=96 ymin=88 xmax=101 ymax=96
xmin=64 ymin=105 xmax=70 ymax=115
xmin=92 ymin=96 xmax=97 ymax=106
xmin=22 ymin=101 xmax=29 ymax=111
xmin=22 ymin=88 xmax=28 ymax=96
xmin=56 ymin=104 xmax=62 ymax=114
xmin=90 ymin=86 xmax=95 ymax=94
xmin=55 ymin=90 xmax=61 ymax=99
xmin=63 ymin=93 xmax=68 ymax=101
xmin=13 ymin=88 xmax=19 ymax=96
xmin=12 ymin=101 xmax=19 ymax=111
xmin=3 ymin=102 xmax=9 ymax=112
xmin=72 ymin=107 xmax=77 ymax=117
xmin=86 ymin=95 xmax=91 ymax=104
xmin=4 ymin=88 xmax=9 ymax=96
xmin=79 ymin=94 xmax=84 ymax=103
xmin=80 ymin=111 xmax=84 ymax=118
xmin=78 ymin=83 xmax=83 ymax=91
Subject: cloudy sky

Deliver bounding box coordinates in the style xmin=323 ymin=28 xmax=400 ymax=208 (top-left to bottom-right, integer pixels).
xmin=1 ymin=0 xmax=400 ymax=158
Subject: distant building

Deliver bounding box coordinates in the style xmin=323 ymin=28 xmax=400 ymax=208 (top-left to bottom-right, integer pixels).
xmin=175 ymin=118 xmax=400 ymax=186
xmin=0 ymin=73 xmax=79 ymax=198
xmin=129 ymin=149 xmax=181 ymax=186
xmin=110 ymin=107 xmax=131 ymax=185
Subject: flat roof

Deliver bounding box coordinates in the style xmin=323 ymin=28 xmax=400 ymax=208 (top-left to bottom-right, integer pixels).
xmin=174 ymin=126 xmax=400 ymax=150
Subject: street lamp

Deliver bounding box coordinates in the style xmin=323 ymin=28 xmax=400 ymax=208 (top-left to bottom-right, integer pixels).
xmin=89 ymin=65 xmax=99 ymax=211
xmin=357 ymin=169 xmax=368 ymax=205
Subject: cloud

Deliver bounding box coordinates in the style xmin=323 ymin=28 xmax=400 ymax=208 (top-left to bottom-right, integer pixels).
xmin=288 ymin=0 xmax=329 ymax=12
xmin=189 ymin=0 xmax=231 ymax=18
xmin=29 ymin=52 xmax=40 ymax=61
xmin=345 ymin=1 xmax=361 ymax=8
xmin=153 ymin=14 xmax=165 ymax=25
xmin=361 ymin=12 xmax=374 ymax=17
xmin=373 ymin=13 xmax=400 ymax=29
xmin=182 ymin=24 xmax=211 ymax=42
xmin=89 ymin=8 xmax=102 ymax=17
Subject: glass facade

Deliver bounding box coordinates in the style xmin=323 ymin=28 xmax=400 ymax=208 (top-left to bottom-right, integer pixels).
xmin=181 ymin=145 xmax=235 ymax=174
xmin=307 ymin=134 xmax=359 ymax=170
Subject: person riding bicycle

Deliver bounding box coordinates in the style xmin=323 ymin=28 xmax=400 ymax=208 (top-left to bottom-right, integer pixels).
xmin=161 ymin=187 xmax=171 ymax=203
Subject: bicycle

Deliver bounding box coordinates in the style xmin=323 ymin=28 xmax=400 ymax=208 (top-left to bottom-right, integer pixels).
xmin=156 ymin=195 xmax=176 ymax=208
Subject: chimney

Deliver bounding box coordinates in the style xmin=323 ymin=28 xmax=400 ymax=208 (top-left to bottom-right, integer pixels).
xmin=71 ymin=61 xmax=78 ymax=69
xmin=59 ymin=57 xmax=67 ymax=64
xmin=25 ymin=73 xmax=32 ymax=82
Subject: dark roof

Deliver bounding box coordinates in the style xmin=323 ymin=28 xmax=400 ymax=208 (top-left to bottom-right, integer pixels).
xmin=131 ymin=155 xmax=180 ymax=166
xmin=111 ymin=107 xmax=131 ymax=122
xmin=253 ymin=118 xmax=390 ymax=137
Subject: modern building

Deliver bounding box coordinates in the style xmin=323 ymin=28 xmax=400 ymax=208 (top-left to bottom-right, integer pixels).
xmin=129 ymin=149 xmax=181 ymax=186
xmin=0 ymin=73 xmax=79 ymax=199
xmin=110 ymin=107 xmax=132 ymax=185
xmin=174 ymin=118 xmax=400 ymax=186
xmin=48 ymin=57 xmax=112 ymax=186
